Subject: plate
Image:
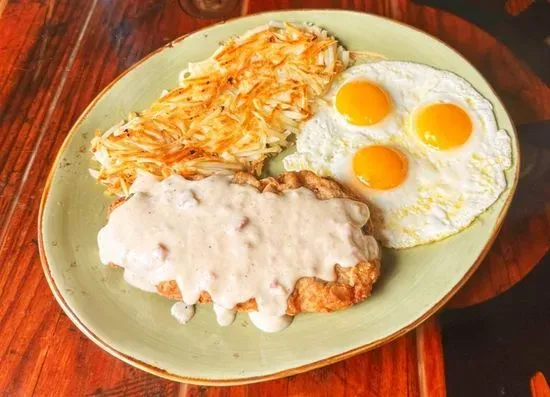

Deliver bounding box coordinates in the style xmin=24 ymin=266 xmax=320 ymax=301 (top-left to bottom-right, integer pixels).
xmin=39 ymin=10 xmax=519 ymax=385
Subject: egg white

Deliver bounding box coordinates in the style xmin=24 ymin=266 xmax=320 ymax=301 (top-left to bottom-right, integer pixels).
xmin=284 ymin=61 xmax=512 ymax=248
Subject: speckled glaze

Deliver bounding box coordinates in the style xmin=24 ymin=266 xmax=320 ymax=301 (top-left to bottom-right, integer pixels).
xmin=38 ymin=10 xmax=519 ymax=385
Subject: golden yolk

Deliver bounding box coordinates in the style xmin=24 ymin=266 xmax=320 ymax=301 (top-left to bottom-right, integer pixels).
xmin=335 ymin=81 xmax=391 ymax=126
xmin=353 ymin=146 xmax=408 ymax=190
xmin=415 ymin=103 xmax=472 ymax=150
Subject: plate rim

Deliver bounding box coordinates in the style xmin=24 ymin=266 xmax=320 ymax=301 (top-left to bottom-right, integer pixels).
xmin=38 ymin=9 xmax=520 ymax=385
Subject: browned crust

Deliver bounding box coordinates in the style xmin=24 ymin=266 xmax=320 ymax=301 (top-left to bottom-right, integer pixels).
xmin=109 ymin=170 xmax=381 ymax=316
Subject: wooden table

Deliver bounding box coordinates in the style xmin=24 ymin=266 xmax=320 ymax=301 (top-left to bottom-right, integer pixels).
xmin=1 ymin=0 xmax=548 ymax=395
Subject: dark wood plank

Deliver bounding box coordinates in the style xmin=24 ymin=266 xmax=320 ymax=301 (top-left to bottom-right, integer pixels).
xmin=417 ymin=318 xmax=446 ymax=397
xmin=0 ymin=0 xmax=95 ymax=243
xmin=30 ymin=314 xmax=179 ymax=397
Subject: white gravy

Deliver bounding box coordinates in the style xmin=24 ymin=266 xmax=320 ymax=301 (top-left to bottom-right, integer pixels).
xmin=248 ymin=312 xmax=293 ymax=332
xmin=213 ymin=304 xmax=236 ymax=327
xmin=171 ymin=302 xmax=195 ymax=324
xmin=98 ymin=174 xmax=378 ymax=332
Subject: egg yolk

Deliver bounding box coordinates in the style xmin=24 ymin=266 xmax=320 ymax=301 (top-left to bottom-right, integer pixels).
xmin=353 ymin=146 xmax=408 ymax=190
xmin=415 ymin=103 xmax=472 ymax=150
xmin=335 ymin=81 xmax=391 ymax=126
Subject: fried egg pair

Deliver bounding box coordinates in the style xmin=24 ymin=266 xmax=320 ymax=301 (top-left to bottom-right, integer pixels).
xmin=284 ymin=61 xmax=512 ymax=248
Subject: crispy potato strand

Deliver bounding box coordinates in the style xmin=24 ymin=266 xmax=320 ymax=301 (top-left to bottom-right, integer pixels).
xmin=90 ymin=23 xmax=347 ymax=195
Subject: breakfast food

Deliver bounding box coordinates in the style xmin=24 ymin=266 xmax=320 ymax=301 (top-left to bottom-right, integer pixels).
xmin=91 ymin=21 xmax=513 ymax=332
xmin=90 ymin=22 xmax=348 ymax=196
xmin=98 ymin=171 xmax=381 ymax=332
xmin=284 ymin=61 xmax=512 ymax=248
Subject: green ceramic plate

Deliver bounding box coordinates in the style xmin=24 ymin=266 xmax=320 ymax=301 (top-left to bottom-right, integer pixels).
xmin=39 ymin=10 xmax=519 ymax=385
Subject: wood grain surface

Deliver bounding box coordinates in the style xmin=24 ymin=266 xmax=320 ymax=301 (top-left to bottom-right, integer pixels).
xmin=0 ymin=0 xmax=548 ymax=396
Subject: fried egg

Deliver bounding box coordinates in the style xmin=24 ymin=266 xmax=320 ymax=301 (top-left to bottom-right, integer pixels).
xmin=284 ymin=61 xmax=512 ymax=248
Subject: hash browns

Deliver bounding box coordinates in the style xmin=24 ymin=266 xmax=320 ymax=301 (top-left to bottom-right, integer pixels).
xmin=91 ymin=23 xmax=348 ymax=196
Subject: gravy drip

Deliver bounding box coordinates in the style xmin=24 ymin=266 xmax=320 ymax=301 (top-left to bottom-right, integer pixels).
xmin=98 ymin=174 xmax=378 ymax=330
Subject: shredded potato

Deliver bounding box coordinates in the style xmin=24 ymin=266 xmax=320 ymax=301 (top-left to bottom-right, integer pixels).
xmin=90 ymin=22 xmax=348 ymax=196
